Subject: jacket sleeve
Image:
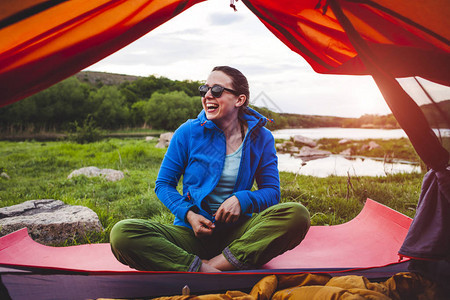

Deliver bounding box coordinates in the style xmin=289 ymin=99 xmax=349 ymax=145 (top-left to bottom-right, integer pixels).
xmin=154 ymin=122 xmax=195 ymax=222
xmin=234 ymin=131 xmax=280 ymax=214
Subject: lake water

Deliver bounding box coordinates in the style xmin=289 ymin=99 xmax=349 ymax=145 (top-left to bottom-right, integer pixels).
xmin=272 ymin=127 xmax=408 ymax=140
xmin=272 ymin=128 xmax=422 ymax=177
xmin=277 ymin=154 xmax=420 ymax=177
xmin=272 ymin=127 xmax=450 ymax=140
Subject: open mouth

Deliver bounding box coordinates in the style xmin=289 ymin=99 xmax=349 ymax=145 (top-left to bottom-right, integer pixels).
xmin=206 ymin=103 xmax=219 ymax=112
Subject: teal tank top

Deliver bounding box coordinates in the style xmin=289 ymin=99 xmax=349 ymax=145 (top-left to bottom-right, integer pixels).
xmin=205 ymin=141 xmax=243 ymax=213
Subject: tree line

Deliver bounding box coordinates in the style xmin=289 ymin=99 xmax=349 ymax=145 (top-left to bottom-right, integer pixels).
xmin=0 ymin=71 xmax=400 ymax=133
xmin=252 ymin=108 xmax=399 ymax=130
xmin=0 ymin=74 xmax=203 ymax=132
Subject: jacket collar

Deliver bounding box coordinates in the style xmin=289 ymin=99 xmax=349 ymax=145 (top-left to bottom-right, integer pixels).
xmin=197 ymin=107 xmax=270 ymax=131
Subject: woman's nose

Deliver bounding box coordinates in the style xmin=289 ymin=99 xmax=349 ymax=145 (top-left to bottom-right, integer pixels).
xmin=204 ymin=88 xmax=214 ymax=98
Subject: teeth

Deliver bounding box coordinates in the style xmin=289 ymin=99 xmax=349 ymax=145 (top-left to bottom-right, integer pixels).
xmin=207 ymin=104 xmax=219 ymax=110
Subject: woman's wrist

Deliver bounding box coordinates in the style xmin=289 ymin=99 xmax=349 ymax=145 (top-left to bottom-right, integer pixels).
xmin=186 ymin=209 xmax=197 ymax=224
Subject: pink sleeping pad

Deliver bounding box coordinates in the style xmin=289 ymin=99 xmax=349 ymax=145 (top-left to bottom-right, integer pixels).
xmin=0 ymin=199 xmax=411 ymax=273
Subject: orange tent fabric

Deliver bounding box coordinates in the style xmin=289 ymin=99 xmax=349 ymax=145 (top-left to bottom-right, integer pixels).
xmin=1 ymin=0 xmax=448 ymax=108
xmin=242 ymin=0 xmax=449 ymax=82
xmin=0 ymin=0 xmax=204 ymax=107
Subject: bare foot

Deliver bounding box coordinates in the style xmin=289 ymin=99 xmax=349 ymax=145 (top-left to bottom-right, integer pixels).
xmin=199 ymin=261 xmax=221 ymax=272
xmin=208 ymin=254 xmax=236 ymax=271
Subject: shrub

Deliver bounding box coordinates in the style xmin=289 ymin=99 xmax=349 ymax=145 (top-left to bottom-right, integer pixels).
xmin=68 ymin=116 xmax=104 ymax=144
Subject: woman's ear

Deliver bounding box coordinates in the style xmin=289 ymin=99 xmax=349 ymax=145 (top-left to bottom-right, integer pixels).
xmin=235 ymin=95 xmax=246 ymax=108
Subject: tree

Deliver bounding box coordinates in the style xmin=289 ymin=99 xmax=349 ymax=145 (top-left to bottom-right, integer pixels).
xmin=0 ymin=77 xmax=91 ymax=130
xmin=143 ymin=91 xmax=202 ymax=130
xmin=89 ymin=86 xmax=129 ymax=129
xmin=131 ymin=100 xmax=148 ymax=127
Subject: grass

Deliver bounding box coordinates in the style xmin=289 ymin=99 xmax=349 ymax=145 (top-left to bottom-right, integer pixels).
xmin=1 ymin=139 xmax=171 ymax=244
xmin=280 ymin=172 xmax=422 ymax=225
xmin=0 ymin=127 xmax=164 ymax=141
xmin=0 ymin=139 xmax=424 ymax=245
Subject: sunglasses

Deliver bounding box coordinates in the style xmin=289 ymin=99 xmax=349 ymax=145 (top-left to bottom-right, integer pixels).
xmin=198 ymin=84 xmax=238 ymax=98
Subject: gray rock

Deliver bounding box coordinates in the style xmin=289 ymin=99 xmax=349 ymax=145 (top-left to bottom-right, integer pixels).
xmin=293 ymin=135 xmax=317 ymax=147
xmin=68 ymin=166 xmax=124 ymax=181
xmin=340 ymin=148 xmax=353 ymax=156
xmin=361 ymin=144 xmax=370 ymax=151
xmin=0 ymin=199 xmax=103 ymax=245
xmin=296 ymin=146 xmax=331 ymax=157
xmin=276 ymin=141 xmax=295 ymax=153
xmin=368 ymin=141 xmax=381 ymax=150
xmin=288 ymin=146 xmax=300 ymax=153
xmin=338 ymin=139 xmax=351 ymax=145
xmin=145 ymin=136 xmax=155 ymax=141
xmin=155 ymin=132 xmax=174 ymax=148
xmin=0 ymin=172 xmax=10 ymax=180
xmin=361 ymin=141 xmax=381 ymax=151
xmin=283 ymin=141 xmax=294 ymax=147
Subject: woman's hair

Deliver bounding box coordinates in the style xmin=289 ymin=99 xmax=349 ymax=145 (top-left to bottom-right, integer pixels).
xmin=212 ymin=66 xmax=249 ymax=107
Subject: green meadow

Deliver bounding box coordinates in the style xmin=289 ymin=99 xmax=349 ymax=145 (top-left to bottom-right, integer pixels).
xmin=0 ymin=138 xmax=423 ymax=245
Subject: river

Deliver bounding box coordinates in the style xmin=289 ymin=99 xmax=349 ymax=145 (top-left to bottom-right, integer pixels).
xmin=271 ymin=128 xmax=424 ymax=177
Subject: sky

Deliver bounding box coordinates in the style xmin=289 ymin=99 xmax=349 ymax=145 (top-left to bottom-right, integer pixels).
xmin=86 ymin=0 xmax=394 ymax=118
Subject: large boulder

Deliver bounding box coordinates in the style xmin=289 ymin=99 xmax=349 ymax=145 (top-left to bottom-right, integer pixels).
xmin=68 ymin=166 xmax=124 ymax=181
xmin=276 ymin=141 xmax=294 ymax=153
xmin=0 ymin=199 xmax=103 ymax=245
xmin=368 ymin=141 xmax=381 ymax=150
xmin=293 ymin=135 xmax=317 ymax=147
xmin=361 ymin=141 xmax=381 ymax=151
xmin=296 ymin=146 xmax=331 ymax=157
xmin=339 ymin=148 xmax=353 ymax=156
xmin=338 ymin=138 xmax=351 ymax=145
xmin=155 ymin=132 xmax=174 ymax=148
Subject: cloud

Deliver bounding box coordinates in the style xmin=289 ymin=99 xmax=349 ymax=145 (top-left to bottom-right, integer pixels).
xmin=208 ymin=12 xmax=245 ymax=26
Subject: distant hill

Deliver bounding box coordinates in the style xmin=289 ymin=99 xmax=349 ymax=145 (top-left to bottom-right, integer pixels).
xmin=75 ymin=71 xmax=141 ymax=86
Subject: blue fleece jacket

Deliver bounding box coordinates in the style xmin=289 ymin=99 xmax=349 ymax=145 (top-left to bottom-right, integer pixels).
xmin=154 ymin=107 xmax=280 ymax=228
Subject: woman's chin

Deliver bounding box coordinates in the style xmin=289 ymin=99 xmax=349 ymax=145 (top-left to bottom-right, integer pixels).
xmin=205 ymin=111 xmax=219 ymax=120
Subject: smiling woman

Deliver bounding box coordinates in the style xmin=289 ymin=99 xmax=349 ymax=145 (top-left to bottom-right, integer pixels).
xmin=109 ymin=66 xmax=311 ymax=272
xmin=200 ymin=66 xmax=248 ymax=139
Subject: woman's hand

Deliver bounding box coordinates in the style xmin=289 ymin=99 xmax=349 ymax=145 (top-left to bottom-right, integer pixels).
xmin=186 ymin=210 xmax=215 ymax=237
xmin=214 ymin=196 xmax=241 ymax=223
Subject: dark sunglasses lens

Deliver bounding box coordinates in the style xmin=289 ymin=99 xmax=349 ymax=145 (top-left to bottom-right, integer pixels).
xmin=199 ymin=84 xmax=227 ymax=97
xmin=199 ymin=85 xmax=209 ymax=97
xmin=211 ymin=85 xmax=224 ymax=97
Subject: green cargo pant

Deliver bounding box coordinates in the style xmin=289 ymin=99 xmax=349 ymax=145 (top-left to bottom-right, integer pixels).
xmin=110 ymin=202 xmax=310 ymax=272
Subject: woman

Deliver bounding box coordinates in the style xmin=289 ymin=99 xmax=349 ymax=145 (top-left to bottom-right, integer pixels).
xmin=110 ymin=66 xmax=310 ymax=272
